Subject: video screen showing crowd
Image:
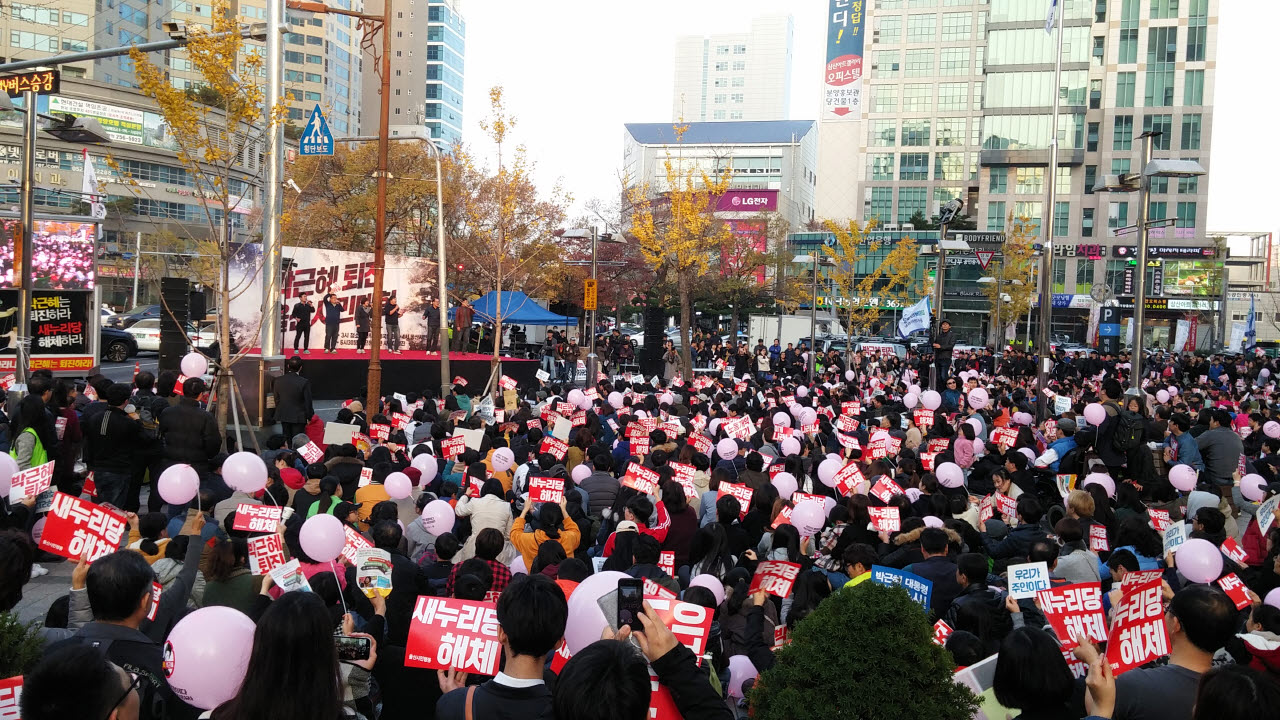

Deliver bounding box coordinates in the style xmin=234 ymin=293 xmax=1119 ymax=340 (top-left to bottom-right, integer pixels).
xmin=5 ymin=323 xmax=1280 ymax=720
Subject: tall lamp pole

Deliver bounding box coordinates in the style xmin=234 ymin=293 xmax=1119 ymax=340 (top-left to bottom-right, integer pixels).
xmin=931 ymin=198 xmax=964 ymax=390
xmin=260 ymin=0 xmax=285 ymax=359
xmin=1036 ymin=0 xmax=1065 ymax=420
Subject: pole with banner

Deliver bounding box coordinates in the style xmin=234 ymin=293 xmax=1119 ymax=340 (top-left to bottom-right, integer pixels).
xmin=822 ymin=0 xmax=865 ymax=120
xmin=1036 ymin=0 xmax=1065 ymax=419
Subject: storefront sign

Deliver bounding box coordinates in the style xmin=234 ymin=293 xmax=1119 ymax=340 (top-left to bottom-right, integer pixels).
xmin=1112 ymin=245 xmax=1216 ymax=259
xmin=715 ymin=189 xmax=777 ymax=212
xmin=1053 ymin=243 xmax=1106 ymax=258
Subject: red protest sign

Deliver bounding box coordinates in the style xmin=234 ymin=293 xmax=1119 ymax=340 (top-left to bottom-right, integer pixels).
xmin=1148 ymin=508 xmax=1172 ymax=533
xmin=298 ymin=441 xmax=324 ymax=464
xmin=668 ymin=462 xmax=700 ymax=500
xmin=690 ymin=433 xmax=714 ymax=455
xmin=978 ymin=495 xmax=994 ymax=523
xmin=248 ymin=533 xmax=287 ymax=575
xmin=1119 ymin=569 xmax=1164 ymax=590
xmin=1 ymin=675 xmax=21 ymax=719
xmin=914 ymin=409 xmax=934 ymax=428
xmin=631 ymin=435 xmax=651 ymax=455
xmin=442 ymin=436 xmax=466 ymax=460
xmin=540 ymin=436 xmax=569 ymax=461
xmin=1106 ymin=579 xmax=1169 ymax=675
xmin=994 ymin=492 xmax=1018 ymax=519
xmin=868 ymin=506 xmax=901 ymax=532
xmin=623 ymin=462 xmax=660 ymax=495
xmin=147 ymin=581 xmax=162 ymax=622
xmin=1036 ymin=583 xmax=1108 ymax=651
xmin=369 ymin=423 xmax=391 ymax=442
xmin=792 ymin=492 xmax=826 ymax=507
xmin=773 ymin=624 xmax=790 ymax=650
xmin=528 ymin=477 xmax=565 ymax=504
xmin=1221 ymin=537 xmax=1249 ymax=566
xmin=884 ymin=436 xmax=902 ymax=456
xmin=748 ymin=560 xmax=802 ymax=597
xmin=550 ymin=640 xmax=572 ymax=674
xmin=82 ymin=471 xmax=96 ymax=497
xmin=452 ymin=375 xmax=469 ymax=387
xmin=1218 ymin=573 xmax=1252 ymax=610
xmin=927 ymin=438 xmax=950 ymax=455
xmin=836 ymin=415 xmax=858 ymax=434
xmin=716 ymin=481 xmax=753 ymax=519
xmin=866 ymin=438 xmax=887 ymax=460
xmin=359 ymin=467 xmax=374 ymax=487
xmin=8 ymin=459 xmax=54 ymax=502
xmin=499 ymin=375 xmax=518 ymax=391
xmin=832 ymin=463 xmax=865 ymax=497
xmin=837 ymin=431 xmax=861 ymax=450
xmin=932 ymin=620 xmax=953 ymax=646
xmin=341 ymin=525 xmax=372 ymax=565
xmin=405 ymin=596 xmax=502 ymax=675
xmin=231 ymin=504 xmax=283 ymax=534
xmin=38 ymin=492 xmax=126 ymax=562
xmin=658 ymin=551 xmax=675 ymax=578
xmin=921 ymin=452 xmax=938 ymax=471
xmin=1089 ymin=524 xmax=1110 ymax=552
xmin=869 ymin=478 xmax=904 ymax=504
xmin=643 ymin=576 xmax=678 ymax=601
xmin=991 ymin=427 xmax=1019 ymax=446
xmin=771 ymin=504 xmax=794 ymax=530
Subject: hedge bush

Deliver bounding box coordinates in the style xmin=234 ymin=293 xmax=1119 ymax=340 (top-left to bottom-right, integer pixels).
xmin=750 ymin=582 xmax=979 ymax=720
xmin=0 ymin=612 xmax=43 ymax=678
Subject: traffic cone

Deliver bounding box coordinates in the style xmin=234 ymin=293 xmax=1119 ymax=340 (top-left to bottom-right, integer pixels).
xmin=133 ymin=362 xmax=140 ymax=378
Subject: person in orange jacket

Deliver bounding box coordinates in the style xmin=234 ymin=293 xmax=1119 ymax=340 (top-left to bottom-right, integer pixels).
xmin=509 ymin=494 xmax=580 ymax=570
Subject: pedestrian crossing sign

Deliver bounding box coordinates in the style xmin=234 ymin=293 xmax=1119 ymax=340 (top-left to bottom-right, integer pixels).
xmin=299 ymin=104 xmax=334 ymax=156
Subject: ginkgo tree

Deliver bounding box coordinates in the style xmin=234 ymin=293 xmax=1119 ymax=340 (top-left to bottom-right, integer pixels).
xmin=820 ymin=218 xmax=925 ymax=345
xmin=626 ymin=124 xmax=734 ymax=376
xmin=979 ymin=215 xmax=1038 ymax=348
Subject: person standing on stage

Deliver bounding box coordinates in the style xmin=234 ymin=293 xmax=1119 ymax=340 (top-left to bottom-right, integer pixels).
xmin=291 ymin=291 xmax=314 ymax=354
xmin=453 ymin=299 xmax=475 ymax=353
xmin=322 ymin=293 xmax=343 ymax=354
xmin=426 ymin=297 xmax=441 ymax=353
xmin=355 ymin=297 xmax=371 ymax=354
xmin=385 ymin=293 xmax=402 ymax=354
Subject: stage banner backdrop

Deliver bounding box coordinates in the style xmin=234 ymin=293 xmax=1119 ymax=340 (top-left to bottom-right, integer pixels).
xmin=229 ymin=245 xmax=437 ymax=351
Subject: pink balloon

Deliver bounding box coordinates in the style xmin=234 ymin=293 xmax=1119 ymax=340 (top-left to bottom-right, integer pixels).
xmin=1083 ymin=472 xmax=1116 ymax=498
xmin=1168 ymin=464 xmax=1198 ymax=492
xmin=689 ymin=574 xmax=726 ymax=605
xmin=223 ymin=451 xmax=268 ymax=494
xmin=421 ymin=499 xmax=456 ymax=534
xmin=163 ymin=606 xmax=255 ymax=709
xmin=564 ymin=570 xmax=632 ymax=654
xmin=1018 ymin=447 xmax=1035 ymax=462
xmin=411 ymin=454 xmax=439 ymax=483
xmin=491 ymin=447 xmax=515 ymax=473
xmin=966 ymin=417 xmax=983 ymax=431
xmin=781 ymin=437 xmax=801 ymax=457
xmin=773 ymin=412 xmax=791 ymax=428
xmin=608 ymin=391 xmax=624 ymax=409
xmin=967 ymin=387 xmax=988 ymax=410
xmin=845 ymin=370 xmax=855 ymax=382
xmin=1083 ymin=403 xmax=1106 ymax=426
xmin=921 ymin=390 xmax=941 ymax=411
xmin=790 ymin=499 xmax=824 ymax=536
xmin=158 ymin=464 xmax=200 ymax=506
xmin=717 ymin=438 xmax=738 ymax=460
xmin=1175 ymin=538 xmax=1224 ymax=584
xmin=908 ymin=384 xmax=922 ymax=396
xmin=727 ymin=655 xmax=759 ymax=699
xmin=660 ymin=392 xmax=674 ymax=406
xmin=30 ymin=516 xmax=45 ymax=545
xmin=935 ymin=462 xmax=964 ymax=488
xmin=1013 ymin=412 xmax=1033 ymax=426
xmin=1242 ymin=474 xmax=1268 ymax=502
xmin=817 ymin=458 xmax=843 ymax=487
xmin=510 ymin=554 xmax=528 ymax=575
xmin=923 ymin=516 xmax=944 ymax=529
xmin=1155 ymin=389 xmax=1170 ymax=404
xmin=972 ymin=438 xmax=985 ymax=455
xmin=299 ymin=513 xmax=346 ymax=562
xmin=179 ymin=352 xmax=209 ymax=378
xmin=799 ymin=408 xmax=817 ymax=428
xmin=571 ymin=464 xmax=592 ymax=483
xmin=1266 ymin=588 xmax=1280 ymax=610
xmin=385 ymin=472 xmax=412 ymax=500
xmin=0 ymin=453 xmax=17 ymax=496
xmin=796 ymin=386 xmax=809 ymax=398
xmin=1266 ymin=421 xmax=1280 ymax=439
xmin=902 ymin=393 xmax=918 ymax=409
xmin=567 ymin=389 xmax=585 ymax=407
xmin=1169 ymin=386 xmax=1180 ymax=396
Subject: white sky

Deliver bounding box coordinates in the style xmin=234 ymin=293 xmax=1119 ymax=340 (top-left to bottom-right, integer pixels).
xmin=460 ymin=1 xmax=1280 ymax=239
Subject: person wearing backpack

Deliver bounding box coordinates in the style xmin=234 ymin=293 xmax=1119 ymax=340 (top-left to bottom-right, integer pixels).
xmin=1095 ymin=379 xmax=1137 ymax=478
xmin=130 ymin=372 xmax=167 ymax=512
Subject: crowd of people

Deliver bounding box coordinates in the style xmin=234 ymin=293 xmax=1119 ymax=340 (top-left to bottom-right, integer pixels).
xmin=5 ymin=332 xmax=1280 ymax=720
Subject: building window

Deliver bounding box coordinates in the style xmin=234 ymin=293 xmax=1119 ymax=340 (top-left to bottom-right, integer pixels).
xmin=989 ymin=167 xmax=1008 ymax=193
xmin=1150 ymin=0 xmax=1178 ymax=18
xmin=1115 ymin=72 xmax=1135 ymax=108
xmin=1181 ymin=113 xmax=1202 ymax=150
xmin=906 ymin=14 xmax=935 ymax=43
xmin=1176 ymin=201 xmax=1197 ymax=229
xmin=904 ymin=48 xmax=933 ymax=77
xmin=730 ymin=111 xmax=743 ymax=119
xmin=877 ymin=15 xmax=902 ymax=43
xmin=935 ymin=153 xmax=964 ymax=181
xmin=1084 ymin=165 xmax=1097 ymax=195
xmin=713 ymin=110 xmax=726 ymax=120
xmin=1105 ymin=260 xmax=1128 ymax=291
xmin=939 ymin=47 xmax=969 ymax=75
xmin=731 ymin=77 xmax=745 ymax=87
xmin=899 ymin=153 xmax=929 ymax=180
xmin=1075 ymin=260 xmax=1094 ymax=295
xmin=869 ymin=154 xmax=895 ymax=180
xmin=935 ymin=117 xmax=964 ymax=146
xmin=872 ymin=85 xmax=897 ymax=113
xmin=1082 ymin=208 xmax=1095 ymax=237
xmin=1184 ymin=70 xmax=1205 ymax=105
xmin=713 ymin=78 xmax=726 ymax=88
xmin=941 ymin=13 xmax=970 ymax=41
xmin=733 ymin=44 xmax=746 ymax=54
xmin=869 ymin=119 xmax=897 ymax=146
xmin=1108 ymin=202 xmax=1129 ymax=234
xmin=716 ymin=45 xmax=729 ymax=55
xmin=869 ymin=187 xmax=893 ymax=222
xmin=1148 ymin=200 xmax=1168 ymax=222
xmin=715 ymin=62 xmax=727 ymax=71
xmin=730 ymin=93 xmax=744 ymax=103
xmin=1086 ymin=122 xmax=1100 ymax=152
xmin=732 ymin=61 xmax=745 ymax=70
xmin=987 ymin=202 xmax=1006 ymax=231
xmin=1016 ymin=168 xmax=1044 ymax=195
xmin=937 ymin=83 xmax=966 ymax=111
xmin=872 ymin=50 xmax=901 ymax=78
xmin=1187 ymin=0 xmax=1207 ymax=60
xmin=1092 ymin=36 xmax=1106 ymax=68
xmin=901 ymin=119 xmax=930 ymax=146
xmin=1143 ymin=114 xmax=1172 ymax=150
xmin=898 ymin=187 xmax=927 ymax=224
xmin=1113 ymin=115 xmax=1133 ymax=150
xmin=714 ymin=94 xmax=726 ymax=104
xmin=1052 ymin=259 xmax=1067 ymax=293
xmin=1179 ymin=163 xmax=1199 ymax=194
xmin=902 ymin=83 xmax=931 ymax=112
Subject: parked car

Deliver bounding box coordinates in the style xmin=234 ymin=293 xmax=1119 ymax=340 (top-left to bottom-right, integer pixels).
xmin=101 ymin=326 xmax=139 ymax=363
xmin=124 ymin=319 xmax=217 ymax=352
xmin=113 ymin=304 xmax=161 ymax=329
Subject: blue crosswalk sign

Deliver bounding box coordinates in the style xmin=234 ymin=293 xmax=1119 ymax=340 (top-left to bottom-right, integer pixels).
xmin=299 ymin=104 xmax=333 ymax=156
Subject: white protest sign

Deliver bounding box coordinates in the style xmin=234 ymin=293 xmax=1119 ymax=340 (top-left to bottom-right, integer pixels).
xmin=1007 ymin=561 xmax=1051 ymax=600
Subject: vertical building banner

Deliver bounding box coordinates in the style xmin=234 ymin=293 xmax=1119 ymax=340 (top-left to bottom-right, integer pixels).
xmin=823 ymin=0 xmax=866 ymax=120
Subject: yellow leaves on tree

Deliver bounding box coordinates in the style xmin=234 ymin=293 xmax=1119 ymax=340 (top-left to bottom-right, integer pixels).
xmin=820 ymin=219 xmax=924 ymax=341
xmin=979 ymin=215 xmax=1039 ymax=347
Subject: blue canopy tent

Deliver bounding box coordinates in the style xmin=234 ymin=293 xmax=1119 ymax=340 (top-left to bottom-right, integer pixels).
xmin=467 ymin=291 xmax=575 ymax=326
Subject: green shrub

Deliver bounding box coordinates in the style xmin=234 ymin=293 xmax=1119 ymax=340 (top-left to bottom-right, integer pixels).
xmin=749 ymin=582 xmax=979 ymax=720
xmin=0 ymin=612 xmax=44 ymax=678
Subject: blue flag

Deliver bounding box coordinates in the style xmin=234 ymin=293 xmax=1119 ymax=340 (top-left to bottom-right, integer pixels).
xmin=1246 ymin=294 xmax=1257 ymax=351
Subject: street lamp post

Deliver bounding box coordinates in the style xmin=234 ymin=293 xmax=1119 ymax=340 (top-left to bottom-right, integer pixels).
xmin=563 ymin=227 xmax=621 ymax=387
xmin=930 ymin=198 xmax=964 ymax=391
xmin=1092 ymin=134 xmax=1206 ymax=393
xmin=792 ymin=253 xmax=829 ymax=383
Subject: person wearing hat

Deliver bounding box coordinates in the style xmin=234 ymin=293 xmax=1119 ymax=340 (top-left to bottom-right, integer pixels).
xmin=1034 ymin=417 xmax=1078 ymax=473
xmin=333 ymin=500 xmax=362 ymax=530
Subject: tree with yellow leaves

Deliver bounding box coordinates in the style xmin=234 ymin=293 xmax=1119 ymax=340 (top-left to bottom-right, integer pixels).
xmin=127 ymin=0 xmax=273 ymax=443
xmin=627 ymin=124 xmax=734 ymax=376
xmin=979 ymin=215 xmax=1038 ymax=348
xmin=820 ymin=219 xmax=925 ymax=343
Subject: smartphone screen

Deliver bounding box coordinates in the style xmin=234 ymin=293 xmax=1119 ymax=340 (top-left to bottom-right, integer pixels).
xmin=335 ymin=635 xmax=371 ymax=662
xmin=617 ymin=578 xmax=644 ymax=632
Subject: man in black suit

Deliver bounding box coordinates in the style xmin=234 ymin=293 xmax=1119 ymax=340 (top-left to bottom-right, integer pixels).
xmin=273 ymin=355 xmax=313 ymax=440
xmin=291 ymin=292 xmax=314 ymax=354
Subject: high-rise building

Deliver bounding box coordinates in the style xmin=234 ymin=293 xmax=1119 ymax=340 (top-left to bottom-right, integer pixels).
xmin=1 ymin=1 xmax=97 ymax=78
xmin=814 ymin=0 xmax=1218 ymax=346
xmin=671 ymin=15 xmax=793 ymax=123
xmin=359 ymin=0 xmax=464 ymax=143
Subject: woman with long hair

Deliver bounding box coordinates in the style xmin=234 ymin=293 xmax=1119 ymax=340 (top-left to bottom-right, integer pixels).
xmin=202 ymin=536 xmax=258 ymax=615
xmin=211 ymin=591 xmax=377 ymax=720
xmin=688 ymin=523 xmax=736 ymax=579
xmin=10 ymin=393 xmax=54 ymax=470
xmin=455 ymin=477 xmax=513 ymax=562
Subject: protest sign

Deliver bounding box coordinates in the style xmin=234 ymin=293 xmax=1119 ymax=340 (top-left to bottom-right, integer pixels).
xmin=269 ymin=559 xmax=312 ymax=593
xmin=499 ymin=374 xmax=518 ymax=391
xmin=369 ymin=423 xmax=390 ymax=442
xmin=1119 ymin=569 xmax=1164 ymax=590
xmin=1089 ymin=524 xmax=1110 ymax=552
xmin=1221 ymin=537 xmax=1248 ymax=566
xmin=355 ymin=548 xmax=393 ymax=598
xmin=535 ymin=368 xmax=550 ymax=382
xmin=8 ymin=460 xmax=54 ymax=503
xmin=927 ymin=438 xmax=950 ymax=455
xmin=528 ymin=477 xmax=565 ymax=505
xmin=748 ymin=561 xmax=802 ymax=597
xmin=623 ymin=463 xmax=661 ymax=495
xmin=323 ymin=422 xmax=358 ymax=446
xmin=933 ymin=620 xmax=953 ymax=646
xmin=0 ymin=676 xmax=20 ymax=720
xmin=991 ymin=427 xmax=1018 ymax=446
xmin=771 ymin=504 xmax=794 ymax=530
xmin=690 ymin=433 xmax=714 ymax=455
xmin=832 ymin=462 xmax=865 ymax=497
xmin=232 ymin=504 xmax=282 ymax=533
xmin=723 ymin=417 xmax=754 ymax=441
xmin=921 ymin=452 xmax=938 ymax=471
xmin=441 ymin=436 xmax=466 ymax=460
xmin=658 ymin=551 xmax=675 ymax=578
xmin=1217 ymin=573 xmax=1252 ymax=610
xmin=1258 ymin=494 xmax=1280 ymax=536
xmin=792 ymin=492 xmax=826 ymax=507
xmin=297 ymin=441 xmax=324 ymax=464
xmin=868 ymin=506 xmax=901 ymax=533
xmin=994 ymin=493 xmax=1018 ymax=519
xmin=1036 ymin=583 xmax=1107 ymax=651
xmin=341 ymin=525 xmax=372 ymax=565
xmin=866 ymin=438 xmax=887 ymax=460
xmin=147 ymin=581 xmax=162 ymax=622
xmin=405 ymin=597 xmax=501 ymax=675
xmin=1162 ymin=521 xmax=1187 ymax=555
xmin=978 ymin=495 xmax=994 ymax=523
xmin=668 ymin=462 xmax=699 ymax=500
xmin=248 ymin=533 xmax=287 ymax=575
xmin=642 ymin=576 xmax=678 ymax=601
xmin=38 ymin=492 xmax=126 ymax=562
xmin=631 ymin=435 xmax=651 ymax=455
xmin=716 ymin=481 xmax=753 ymax=519
xmin=869 ymin=478 xmax=904 ymax=504
xmin=540 ymin=436 xmax=569 ymax=461
xmin=1106 ymin=578 xmax=1169 ymax=675
xmin=1148 ymin=508 xmax=1172 ymax=533
xmin=358 ymin=467 xmax=374 ymax=488
xmin=1007 ymin=562 xmax=1051 ymax=599
xmin=869 ymin=565 xmax=933 ymax=608
xmin=914 ymin=409 xmax=934 ymax=428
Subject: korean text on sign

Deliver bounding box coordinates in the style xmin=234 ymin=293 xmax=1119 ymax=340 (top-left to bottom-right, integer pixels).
xmin=869 ymin=565 xmax=933 ymax=609
xmin=748 ymin=561 xmax=802 ymax=597
xmin=540 ymin=437 xmax=569 ymax=461
xmin=232 ymin=503 xmax=283 ymax=533
xmin=716 ymin=481 xmax=754 ymax=520
xmin=405 ymin=596 xmax=502 ymax=675
xmin=8 ymin=459 xmax=54 ymax=503
xmin=1106 ymin=578 xmax=1169 ymax=675
xmin=38 ymin=492 xmax=126 ymax=562
xmin=528 ymin=477 xmax=565 ymax=505
xmin=1036 ymin=583 xmax=1107 ymax=650
xmin=248 ymin=533 xmax=287 ymax=575
xmin=623 ymin=463 xmax=660 ymax=495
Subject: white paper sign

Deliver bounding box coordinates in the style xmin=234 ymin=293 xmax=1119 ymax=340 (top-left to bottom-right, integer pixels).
xmin=1007 ymin=561 xmax=1051 ymax=599
xmin=536 ymin=369 xmax=550 ymax=382
xmin=322 ymin=421 xmax=358 ymax=446
xmin=1163 ymin=521 xmax=1188 ymax=555
xmin=552 ymin=417 xmax=573 ymax=441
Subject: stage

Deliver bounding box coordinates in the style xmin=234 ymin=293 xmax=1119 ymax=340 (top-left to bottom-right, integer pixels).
xmin=240 ymin=348 xmax=540 ymax=401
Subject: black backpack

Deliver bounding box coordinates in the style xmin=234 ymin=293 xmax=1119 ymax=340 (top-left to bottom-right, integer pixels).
xmin=1111 ymin=405 xmax=1146 ymax=453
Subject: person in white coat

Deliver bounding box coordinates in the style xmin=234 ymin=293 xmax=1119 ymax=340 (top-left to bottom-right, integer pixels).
xmin=453 ymin=476 xmax=515 ymax=563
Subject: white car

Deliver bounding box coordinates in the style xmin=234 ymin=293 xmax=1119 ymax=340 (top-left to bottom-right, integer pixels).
xmin=125 ymin=319 xmax=216 ymax=352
